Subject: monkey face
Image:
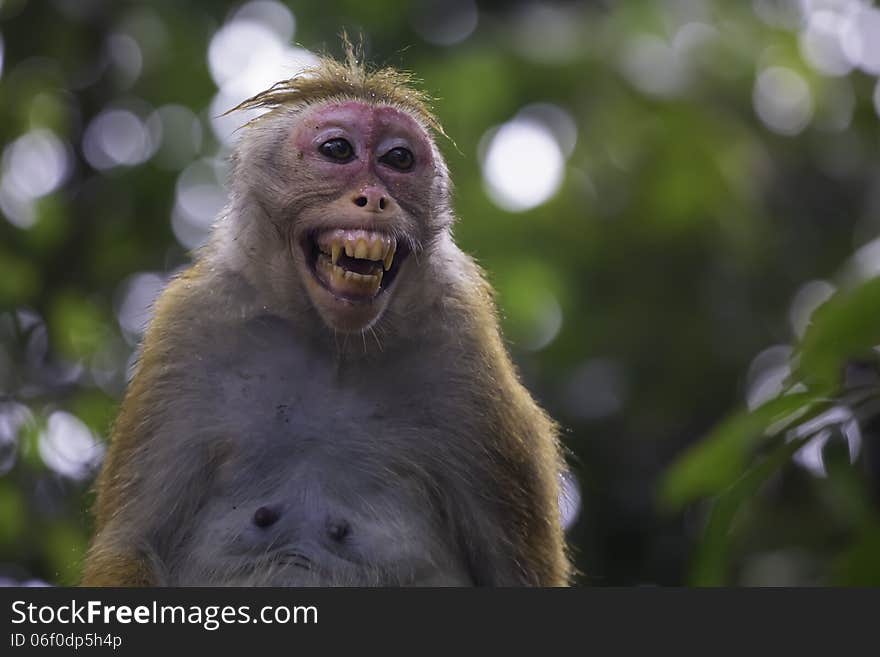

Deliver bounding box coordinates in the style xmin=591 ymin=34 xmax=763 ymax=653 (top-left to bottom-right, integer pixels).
xmin=278 ymin=101 xmax=440 ymax=333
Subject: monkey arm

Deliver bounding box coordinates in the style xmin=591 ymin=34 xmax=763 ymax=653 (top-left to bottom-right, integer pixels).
xmin=440 ymin=377 xmax=569 ymax=587
xmin=82 ymin=398 xmax=223 ymax=587
xmin=80 ymin=524 xmax=159 ymax=587
xmin=82 ymin=275 xmax=223 ymax=587
xmin=437 ymin=277 xmax=571 ymax=587
xmin=455 ymin=443 xmax=570 ymax=588
xmin=81 ymin=436 xmax=169 ymax=586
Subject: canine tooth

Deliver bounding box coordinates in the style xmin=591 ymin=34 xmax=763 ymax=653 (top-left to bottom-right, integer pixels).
xmin=331 ymin=243 xmax=341 ymax=265
xmin=354 ymin=239 xmax=368 ymax=259
xmin=383 ymin=243 xmax=396 ymax=271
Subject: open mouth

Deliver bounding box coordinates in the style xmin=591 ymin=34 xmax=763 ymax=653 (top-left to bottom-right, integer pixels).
xmin=303 ymin=228 xmax=407 ymax=302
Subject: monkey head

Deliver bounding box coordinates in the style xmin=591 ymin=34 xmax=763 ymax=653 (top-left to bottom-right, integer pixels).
xmin=226 ymin=67 xmax=453 ymax=335
xmin=288 ymin=100 xmax=444 ymax=332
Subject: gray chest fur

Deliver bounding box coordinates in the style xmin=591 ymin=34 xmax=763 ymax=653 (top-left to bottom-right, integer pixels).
xmin=167 ymin=315 xmax=475 ymax=586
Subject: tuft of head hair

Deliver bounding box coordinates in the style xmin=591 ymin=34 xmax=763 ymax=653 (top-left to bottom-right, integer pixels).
xmin=229 ymin=36 xmax=446 ymax=139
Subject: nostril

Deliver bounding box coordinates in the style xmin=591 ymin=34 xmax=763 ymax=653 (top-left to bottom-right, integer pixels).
xmin=354 ymin=196 xmax=368 ymax=207
xmin=253 ymin=505 xmax=280 ymax=528
xmin=378 ymin=198 xmax=386 ymax=210
xmin=326 ymin=518 xmax=350 ymax=542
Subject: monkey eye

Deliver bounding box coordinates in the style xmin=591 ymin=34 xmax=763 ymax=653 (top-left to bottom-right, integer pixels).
xmin=319 ymin=138 xmax=355 ymax=162
xmin=379 ymin=147 xmax=414 ymax=171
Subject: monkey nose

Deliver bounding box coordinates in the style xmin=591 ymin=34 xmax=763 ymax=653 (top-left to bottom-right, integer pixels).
xmin=352 ymin=186 xmax=390 ymax=212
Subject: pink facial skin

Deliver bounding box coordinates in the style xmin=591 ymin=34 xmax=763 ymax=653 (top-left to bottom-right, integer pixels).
xmin=283 ymin=101 xmax=439 ymax=333
xmin=291 ymin=101 xmax=435 ymax=203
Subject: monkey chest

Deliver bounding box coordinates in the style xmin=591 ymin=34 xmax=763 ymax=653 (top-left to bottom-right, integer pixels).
xmin=177 ymin=341 xmax=473 ymax=585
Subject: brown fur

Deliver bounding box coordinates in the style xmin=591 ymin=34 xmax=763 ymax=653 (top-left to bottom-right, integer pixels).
xmin=82 ymin=46 xmax=570 ymax=587
xmin=229 ymin=36 xmax=447 ymax=139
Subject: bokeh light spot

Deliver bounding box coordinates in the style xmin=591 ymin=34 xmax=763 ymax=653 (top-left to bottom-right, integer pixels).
xmin=172 ymin=159 xmax=228 ymax=249
xmin=206 ymin=7 xmax=316 ymax=146
xmin=232 ymin=1 xmax=296 ymax=43
xmin=106 ymin=32 xmax=143 ymax=88
xmin=115 ymin=272 xmax=167 ymax=341
xmin=840 ymin=5 xmax=880 ymax=75
xmin=848 ymin=237 xmax=880 ymax=281
xmin=511 ymin=4 xmax=581 ymax=63
xmin=0 ymin=402 xmax=33 ymax=476
xmin=209 ymin=20 xmax=281 ymax=90
xmin=38 ymin=411 xmax=104 ymax=481
xmin=753 ymin=66 xmax=813 ymax=136
xmin=673 ymin=22 xmax=719 ymax=57
xmin=82 ymin=109 xmax=156 ymax=170
xmin=412 ymin=0 xmax=478 ymax=46
xmin=1 ymin=130 xmax=71 ymax=200
xmin=146 ymin=104 xmax=203 ymax=170
xmin=559 ymin=470 xmax=582 ymax=531
xmin=799 ymin=9 xmax=853 ymax=76
xmin=518 ymin=103 xmax=577 ymax=157
xmin=0 ymin=129 xmax=72 ymax=228
xmin=620 ymin=34 xmax=689 ymax=98
xmin=480 ymin=118 xmax=566 ymax=212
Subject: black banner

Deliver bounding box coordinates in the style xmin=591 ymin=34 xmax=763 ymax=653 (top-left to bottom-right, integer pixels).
xmin=0 ymin=587 xmax=876 ymax=652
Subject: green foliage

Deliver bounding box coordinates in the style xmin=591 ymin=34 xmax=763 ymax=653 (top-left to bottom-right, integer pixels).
xmin=797 ymin=278 xmax=880 ymax=392
xmin=49 ymin=292 xmax=110 ymax=361
xmin=0 ymin=248 xmax=39 ymax=305
xmin=662 ymin=274 xmax=880 ymax=585
xmin=1 ymin=0 xmax=879 ymax=586
xmin=0 ymin=481 xmax=26 ymax=543
xmin=659 ymin=393 xmax=826 ymax=511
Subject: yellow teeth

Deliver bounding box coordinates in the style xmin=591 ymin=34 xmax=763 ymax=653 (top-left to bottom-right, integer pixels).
xmin=316 ymin=254 xmax=383 ymax=297
xmin=368 ymin=240 xmax=383 ymax=261
xmin=383 ymin=243 xmax=396 ymax=271
xmin=316 ymin=230 xmax=397 ymax=271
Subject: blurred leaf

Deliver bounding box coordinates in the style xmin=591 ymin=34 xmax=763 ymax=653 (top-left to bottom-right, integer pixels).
xmin=822 ymin=443 xmax=876 ymax=528
xmin=43 ymin=522 xmax=87 ymax=586
xmin=1 ymin=0 xmax=880 ymax=587
xmin=49 ymin=292 xmax=109 ymax=360
xmin=0 ymin=248 xmax=40 ymax=305
xmin=18 ymin=416 xmax=45 ymax=470
xmin=494 ymin=259 xmax=564 ymax=349
xmin=659 ymin=392 xmax=826 ymax=510
xmin=24 ymin=195 xmax=70 ymax=252
xmin=26 ymin=91 xmax=68 ymax=133
xmin=796 ymin=276 xmax=880 ymax=391
xmin=0 ymin=481 xmax=25 ymax=543
xmin=688 ymin=434 xmax=810 ymax=586
xmin=68 ymin=390 xmax=118 ymax=438
xmin=833 ymin=524 xmax=880 ymax=586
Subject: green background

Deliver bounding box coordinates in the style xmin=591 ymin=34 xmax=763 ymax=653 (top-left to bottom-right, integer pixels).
xmin=1 ymin=0 xmax=880 ymax=586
